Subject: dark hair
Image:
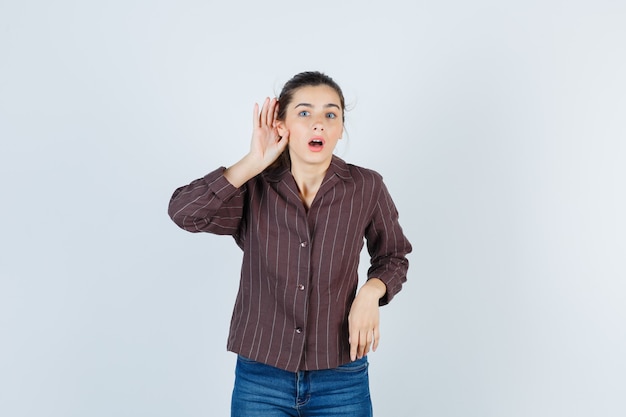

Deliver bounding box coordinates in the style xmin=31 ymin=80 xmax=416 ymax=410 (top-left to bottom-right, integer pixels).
xmin=277 ymin=71 xmax=345 ymax=122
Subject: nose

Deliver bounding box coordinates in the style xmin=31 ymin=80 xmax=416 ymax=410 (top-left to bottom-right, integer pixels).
xmin=312 ymin=116 xmax=325 ymax=131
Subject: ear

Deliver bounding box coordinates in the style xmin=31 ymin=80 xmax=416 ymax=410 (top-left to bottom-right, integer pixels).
xmin=276 ymin=120 xmax=287 ymax=137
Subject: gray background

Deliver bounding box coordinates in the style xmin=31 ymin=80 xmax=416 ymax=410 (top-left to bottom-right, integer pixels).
xmin=1 ymin=1 xmax=625 ymax=416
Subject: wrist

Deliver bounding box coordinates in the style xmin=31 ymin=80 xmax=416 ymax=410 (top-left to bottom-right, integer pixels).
xmin=224 ymin=154 xmax=265 ymax=188
xmin=241 ymin=153 xmax=267 ymax=176
xmin=359 ymin=278 xmax=386 ymax=300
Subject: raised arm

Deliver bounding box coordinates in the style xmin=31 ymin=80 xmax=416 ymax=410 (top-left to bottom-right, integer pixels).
xmin=168 ymin=98 xmax=289 ymax=236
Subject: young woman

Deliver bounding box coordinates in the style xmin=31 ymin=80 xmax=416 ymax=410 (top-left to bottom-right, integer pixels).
xmin=168 ymin=71 xmax=412 ymax=416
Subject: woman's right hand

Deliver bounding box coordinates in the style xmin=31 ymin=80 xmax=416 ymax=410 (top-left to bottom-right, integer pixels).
xmin=224 ymin=98 xmax=289 ymax=188
xmin=249 ymin=97 xmax=289 ymax=170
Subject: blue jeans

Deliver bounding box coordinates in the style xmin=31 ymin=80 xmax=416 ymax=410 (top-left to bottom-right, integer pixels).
xmin=231 ymin=355 xmax=373 ymax=417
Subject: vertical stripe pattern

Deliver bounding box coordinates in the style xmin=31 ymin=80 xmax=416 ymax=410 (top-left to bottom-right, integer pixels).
xmin=168 ymin=156 xmax=412 ymax=372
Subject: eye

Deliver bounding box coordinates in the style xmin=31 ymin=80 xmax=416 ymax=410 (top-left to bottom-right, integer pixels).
xmin=326 ymin=113 xmax=337 ymax=119
xmin=298 ymin=110 xmax=310 ymax=117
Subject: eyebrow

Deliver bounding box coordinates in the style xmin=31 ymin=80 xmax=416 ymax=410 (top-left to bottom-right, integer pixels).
xmin=294 ymin=103 xmax=341 ymax=110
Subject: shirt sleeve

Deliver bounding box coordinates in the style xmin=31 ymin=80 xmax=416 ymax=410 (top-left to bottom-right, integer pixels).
xmin=365 ymin=178 xmax=412 ymax=306
xmin=168 ymin=167 xmax=246 ymax=240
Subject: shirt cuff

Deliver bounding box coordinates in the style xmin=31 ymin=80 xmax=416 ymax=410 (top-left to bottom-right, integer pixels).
xmin=203 ymin=167 xmax=242 ymax=202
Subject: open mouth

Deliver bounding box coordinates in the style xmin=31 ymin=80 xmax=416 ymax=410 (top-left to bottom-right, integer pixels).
xmin=308 ymin=138 xmax=325 ymax=152
xmin=307 ymin=136 xmax=326 ymax=152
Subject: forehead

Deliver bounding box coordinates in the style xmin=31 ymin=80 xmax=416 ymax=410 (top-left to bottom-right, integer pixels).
xmin=290 ymin=85 xmax=342 ymax=108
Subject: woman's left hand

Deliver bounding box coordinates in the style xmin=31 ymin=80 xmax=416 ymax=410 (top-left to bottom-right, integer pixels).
xmin=348 ymin=278 xmax=386 ymax=361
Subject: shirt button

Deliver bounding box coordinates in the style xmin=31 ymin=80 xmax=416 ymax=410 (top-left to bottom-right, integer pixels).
xmin=300 ymin=241 xmax=308 ymax=248
xmin=298 ymin=284 xmax=305 ymax=291
xmin=295 ymin=327 xmax=303 ymax=334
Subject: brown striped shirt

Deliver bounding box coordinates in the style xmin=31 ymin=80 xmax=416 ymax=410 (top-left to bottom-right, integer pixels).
xmin=168 ymin=156 xmax=412 ymax=372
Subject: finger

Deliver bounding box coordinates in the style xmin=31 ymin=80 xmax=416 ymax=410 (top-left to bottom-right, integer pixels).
xmin=372 ymin=327 xmax=380 ymax=352
xmin=259 ymin=97 xmax=270 ymax=127
xmin=252 ymin=102 xmax=260 ymax=128
xmin=349 ymin=332 xmax=358 ymax=361
xmin=365 ymin=329 xmax=373 ymax=355
xmin=363 ymin=330 xmax=374 ymax=356
xmin=272 ymin=98 xmax=280 ymax=127
xmin=266 ymin=97 xmax=277 ymax=127
xmin=358 ymin=331 xmax=368 ymax=359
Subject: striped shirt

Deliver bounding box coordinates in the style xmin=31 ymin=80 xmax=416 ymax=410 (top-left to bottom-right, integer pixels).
xmin=168 ymin=156 xmax=412 ymax=372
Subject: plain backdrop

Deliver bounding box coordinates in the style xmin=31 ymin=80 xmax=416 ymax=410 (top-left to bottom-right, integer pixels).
xmin=1 ymin=1 xmax=625 ymax=416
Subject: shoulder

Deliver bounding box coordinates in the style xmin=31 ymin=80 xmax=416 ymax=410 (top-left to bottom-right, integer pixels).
xmin=331 ymin=156 xmax=384 ymax=187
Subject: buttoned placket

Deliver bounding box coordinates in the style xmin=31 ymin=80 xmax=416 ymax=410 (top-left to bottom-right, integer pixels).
xmin=266 ymin=163 xmax=349 ymax=369
xmin=295 ymin=210 xmax=311 ymax=340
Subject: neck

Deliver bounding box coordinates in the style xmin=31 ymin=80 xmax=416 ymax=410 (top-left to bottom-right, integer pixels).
xmin=290 ymin=158 xmax=332 ymax=209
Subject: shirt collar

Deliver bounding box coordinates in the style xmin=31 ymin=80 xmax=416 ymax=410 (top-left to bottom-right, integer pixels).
xmin=263 ymin=155 xmax=353 ymax=183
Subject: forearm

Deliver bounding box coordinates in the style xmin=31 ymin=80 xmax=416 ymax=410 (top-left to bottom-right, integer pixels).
xmin=223 ymin=154 xmax=267 ymax=188
xmin=168 ymin=168 xmax=244 ymax=234
xmin=365 ymin=180 xmax=412 ymax=305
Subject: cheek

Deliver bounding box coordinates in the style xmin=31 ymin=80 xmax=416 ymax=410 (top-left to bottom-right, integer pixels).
xmin=332 ymin=124 xmax=344 ymax=138
xmin=286 ymin=120 xmax=307 ymax=134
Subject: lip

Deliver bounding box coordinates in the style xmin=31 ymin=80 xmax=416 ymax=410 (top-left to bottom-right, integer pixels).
xmin=309 ymin=136 xmax=326 ymax=145
xmin=308 ymin=136 xmax=326 ymax=153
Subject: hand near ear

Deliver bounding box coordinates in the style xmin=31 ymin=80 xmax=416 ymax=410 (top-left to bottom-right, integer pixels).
xmin=223 ymin=97 xmax=288 ymax=188
xmin=250 ymin=97 xmax=289 ymax=170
